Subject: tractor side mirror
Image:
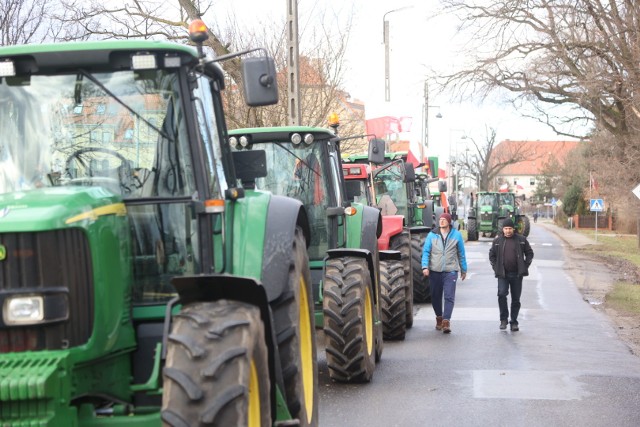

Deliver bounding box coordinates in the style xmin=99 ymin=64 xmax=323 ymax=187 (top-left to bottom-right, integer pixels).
xmin=404 ymin=162 xmax=415 ymax=182
xmin=242 ymin=57 xmax=278 ymax=106
xmin=422 ymin=200 xmax=434 ymax=229
xmin=232 ymin=150 xmax=267 ymax=185
xmin=368 ymin=138 xmax=386 ymax=164
xmin=438 ymin=180 xmax=447 ymax=193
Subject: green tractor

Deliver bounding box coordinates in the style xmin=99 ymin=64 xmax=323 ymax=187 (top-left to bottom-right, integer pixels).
xmin=0 ymin=26 xmax=319 ymax=426
xmin=345 ymin=152 xmax=434 ymax=304
xmin=497 ymin=192 xmax=531 ymax=236
xmin=466 ymin=191 xmax=530 ymax=240
xmin=228 ymin=127 xmax=384 ymax=383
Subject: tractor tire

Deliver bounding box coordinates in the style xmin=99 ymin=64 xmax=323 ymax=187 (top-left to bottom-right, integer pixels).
xmin=323 ymin=256 xmax=376 ymax=383
xmin=372 ymin=246 xmax=384 ymax=364
xmin=521 ymin=215 xmax=531 ymax=237
xmin=162 ymin=300 xmax=270 ymax=427
xmin=411 ymin=232 xmax=430 ymax=303
xmin=270 ymin=226 xmax=318 ymax=426
xmin=466 ymin=218 xmax=479 ymax=241
xmin=379 ymin=259 xmax=407 ymax=340
xmin=390 ymin=231 xmax=413 ymax=329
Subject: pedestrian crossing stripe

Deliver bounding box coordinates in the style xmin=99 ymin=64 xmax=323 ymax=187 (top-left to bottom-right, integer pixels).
xmin=590 ymin=199 xmax=604 ymax=212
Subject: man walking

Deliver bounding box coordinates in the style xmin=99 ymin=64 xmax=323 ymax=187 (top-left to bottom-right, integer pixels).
xmin=422 ymin=213 xmax=467 ymax=334
xmin=489 ymin=218 xmax=534 ymax=331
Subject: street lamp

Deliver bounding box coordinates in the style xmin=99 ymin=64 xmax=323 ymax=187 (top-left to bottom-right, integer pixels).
xmin=383 ymin=6 xmax=414 ymax=102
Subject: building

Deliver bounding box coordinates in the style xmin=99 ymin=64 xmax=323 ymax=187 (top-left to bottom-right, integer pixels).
xmin=491 ymin=140 xmax=581 ymax=200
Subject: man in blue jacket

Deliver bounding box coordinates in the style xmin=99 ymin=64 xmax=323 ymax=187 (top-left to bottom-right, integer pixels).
xmin=489 ymin=218 xmax=534 ymax=331
xmin=422 ymin=212 xmax=468 ymax=333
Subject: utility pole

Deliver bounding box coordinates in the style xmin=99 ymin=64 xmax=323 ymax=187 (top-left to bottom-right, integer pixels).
xmin=287 ymin=0 xmax=301 ymax=125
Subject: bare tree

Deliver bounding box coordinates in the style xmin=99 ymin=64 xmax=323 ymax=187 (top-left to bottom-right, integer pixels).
xmin=0 ymin=0 xmax=80 ymax=45
xmin=438 ymin=0 xmax=640 ymax=140
xmin=57 ymin=0 xmax=361 ymax=135
xmin=456 ymin=127 xmax=539 ymax=191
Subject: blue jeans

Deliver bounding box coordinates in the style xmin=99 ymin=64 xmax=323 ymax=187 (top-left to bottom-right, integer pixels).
xmin=498 ymin=272 xmax=523 ymax=323
xmin=430 ymin=271 xmax=458 ymax=320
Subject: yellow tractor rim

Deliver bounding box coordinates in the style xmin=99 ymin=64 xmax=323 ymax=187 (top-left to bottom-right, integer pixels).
xmin=365 ymin=286 xmax=373 ymax=355
xmin=299 ymin=275 xmax=314 ymax=424
xmin=248 ymin=359 xmax=261 ymax=427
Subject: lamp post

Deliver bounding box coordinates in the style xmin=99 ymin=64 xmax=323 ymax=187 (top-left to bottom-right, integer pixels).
xmin=422 ymin=81 xmax=442 ymax=163
xmin=383 ymin=6 xmax=414 ymax=102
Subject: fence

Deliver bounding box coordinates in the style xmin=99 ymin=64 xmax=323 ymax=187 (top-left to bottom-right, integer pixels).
xmin=571 ymin=214 xmax=613 ymax=230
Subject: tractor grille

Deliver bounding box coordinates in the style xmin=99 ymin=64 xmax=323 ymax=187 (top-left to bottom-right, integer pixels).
xmin=481 ymin=212 xmax=493 ymax=221
xmin=0 ymin=229 xmax=94 ymax=353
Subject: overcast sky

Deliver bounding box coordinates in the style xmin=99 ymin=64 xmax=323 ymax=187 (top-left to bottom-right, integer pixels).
xmin=216 ymin=0 xmax=581 ymax=161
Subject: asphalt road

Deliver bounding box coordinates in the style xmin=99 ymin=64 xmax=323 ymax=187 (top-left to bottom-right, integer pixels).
xmin=317 ymin=223 xmax=640 ymax=427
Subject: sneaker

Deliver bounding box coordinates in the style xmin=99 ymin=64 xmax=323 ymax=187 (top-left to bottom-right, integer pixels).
xmin=500 ymin=320 xmax=508 ymax=330
xmin=510 ymin=322 xmax=519 ymax=332
xmin=442 ymin=319 xmax=451 ymax=334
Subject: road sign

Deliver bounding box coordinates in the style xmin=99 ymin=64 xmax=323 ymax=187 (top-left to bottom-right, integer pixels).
xmin=590 ymin=198 xmax=604 ymax=212
xmin=633 ymin=183 xmax=640 ymax=200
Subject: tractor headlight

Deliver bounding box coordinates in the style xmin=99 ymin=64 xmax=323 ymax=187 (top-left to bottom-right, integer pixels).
xmin=2 ymin=291 xmax=69 ymax=326
xmin=291 ymin=133 xmax=302 ymax=145
xmin=131 ymin=53 xmax=157 ymax=70
xmin=229 ymin=136 xmax=238 ymax=148
xmin=4 ymin=296 xmax=44 ymax=325
xmin=303 ymin=133 xmax=314 ymax=145
xmin=239 ymin=136 xmax=250 ymax=148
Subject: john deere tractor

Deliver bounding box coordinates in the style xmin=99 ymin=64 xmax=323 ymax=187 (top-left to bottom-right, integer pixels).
xmin=467 ymin=191 xmax=530 ymax=240
xmin=0 ymin=23 xmax=319 ymax=426
xmin=345 ymin=152 xmax=434 ymax=304
xmin=497 ymin=192 xmax=531 ymax=236
xmin=228 ymin=127 xmax=384 ymax=383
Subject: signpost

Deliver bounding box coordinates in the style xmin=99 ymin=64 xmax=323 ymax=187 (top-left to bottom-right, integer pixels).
xmin=590 ymin=198 xmax=604 ymax=242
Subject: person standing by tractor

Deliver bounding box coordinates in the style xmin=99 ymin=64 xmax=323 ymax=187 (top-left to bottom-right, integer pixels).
xmin=421 ymin=213 xmax=467 ymax=333
xmin=489 ymin=218 xmax=534 ymax=332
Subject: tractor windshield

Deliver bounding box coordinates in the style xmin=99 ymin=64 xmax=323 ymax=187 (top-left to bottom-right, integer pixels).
xmin=240 ymin=141 xmax=331 ymax=260
xmin=372 ymin=162 xmax=408 ymax=218
xmin=0 ymin=69 xmax=202 ymax=199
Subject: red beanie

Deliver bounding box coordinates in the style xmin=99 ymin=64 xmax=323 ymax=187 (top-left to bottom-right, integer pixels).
xmin=440 ymin=213 xmax=452 ymax=225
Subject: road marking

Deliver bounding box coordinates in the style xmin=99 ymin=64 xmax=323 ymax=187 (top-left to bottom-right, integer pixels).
xmin=473 ymin=370 xmax=587 ymax=400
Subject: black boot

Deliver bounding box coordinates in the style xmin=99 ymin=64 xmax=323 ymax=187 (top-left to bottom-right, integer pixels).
xmin=500 ymin=320 xmax=508 ymax=330
xmin=510 ymin=321 xmax=519 ymax=332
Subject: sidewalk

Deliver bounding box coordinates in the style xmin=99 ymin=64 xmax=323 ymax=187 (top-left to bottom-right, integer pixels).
xmin=535 ymin=219 xmax=600 ymax=249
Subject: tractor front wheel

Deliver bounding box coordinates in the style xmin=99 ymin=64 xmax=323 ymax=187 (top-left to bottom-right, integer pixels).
xmin=323 ymin=256 xmax=376 ymax=383
xmin=390 ymin=231 xmax=413 ymax=328
xmin=162 ymin=300 xmax=271 ymax=427
xmin=379 ymin=259 xmax=407 ymax=340
xmin=411 ymin=232 xmax=430 ymax=303
xmin=270 ymin=226 xmax=318 ymax=426
xmin=466 ymin=218 xmax=479 ymax=241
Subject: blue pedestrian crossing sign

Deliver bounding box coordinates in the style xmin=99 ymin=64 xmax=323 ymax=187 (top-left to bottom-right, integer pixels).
xmin=590 ymin=198 xmax=604 ymax=212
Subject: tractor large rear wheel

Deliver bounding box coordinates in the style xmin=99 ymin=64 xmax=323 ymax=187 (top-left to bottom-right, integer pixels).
xmin=323 ymin=256 xmax=376 ymax=383
xmin=270 ymin=226 xmax=318 ymax=426
xmin=411 ymin=232 xmax=430 ymax=303
xmin=390 ymin=231 xmax=413 ymax=328
xmin=379 ymin=259 xmax=406 ymax=340
xmin=466 ymin=218 xmax=478 ymax=241
xmin=162 ymin=300 xmax=271 ymax=427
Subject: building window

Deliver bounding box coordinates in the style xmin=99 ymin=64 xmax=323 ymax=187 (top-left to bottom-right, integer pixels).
xmin=530 ymin=178 xmax=535 ymax=185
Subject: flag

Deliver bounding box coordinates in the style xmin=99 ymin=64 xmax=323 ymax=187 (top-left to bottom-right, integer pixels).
xmin=398 ymin=116 xmax=413 ymax=133
xmin=406 ymin=149 xmax=420 ymax=168
xmin=499 ymin=183 xmax=509 ymax=192
xmin=365 ymin=116 xmax=413 ymax=137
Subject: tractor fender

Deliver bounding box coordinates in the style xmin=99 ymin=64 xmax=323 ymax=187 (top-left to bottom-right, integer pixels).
xmin=171 ymin=274 xmax=280 ymax=418
xmin=325 ymin=248 xmax=378 ymax=303
xmin=408 ymin=225 xmax=430 ymax=235
xmin=261 ymin=195 xmax=310 ymax=303
xmin=378 ymin=215 xmax=404 ymax=250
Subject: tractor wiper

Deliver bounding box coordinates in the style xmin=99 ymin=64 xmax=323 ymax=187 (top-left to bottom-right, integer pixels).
xmin=78 ymin=69 xmax=173 ymax=142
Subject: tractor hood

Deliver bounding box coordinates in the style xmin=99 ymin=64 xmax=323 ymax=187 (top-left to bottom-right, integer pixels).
xmin=0 ymin=186 xmax=123 ymax=232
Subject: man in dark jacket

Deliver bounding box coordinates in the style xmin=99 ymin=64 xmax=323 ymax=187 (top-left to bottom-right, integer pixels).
xmin=489 ymin=218 xmax=534 ymax=331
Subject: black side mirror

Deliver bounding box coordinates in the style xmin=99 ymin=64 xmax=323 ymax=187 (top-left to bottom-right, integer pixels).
xmin=404 ymin=162 xmax=415 ymax=182
xmin=438 ymin=180 xmax=447 ymax=193
xmin=232 ymin=150 xmax=267 ymax=184
xmin=242 ymin=57 xmax=278 ymax=106
xmin=368 ymin=138 xmax=386 ymax=164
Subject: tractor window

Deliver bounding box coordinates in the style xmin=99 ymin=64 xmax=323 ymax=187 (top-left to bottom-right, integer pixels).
xmin=373 ymin=162 xmax=408 ymax=218
xmin=237 ymin=141 xmax=330 ymax=261
xmin=0 ymin=69 xmax=196 ymax=199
